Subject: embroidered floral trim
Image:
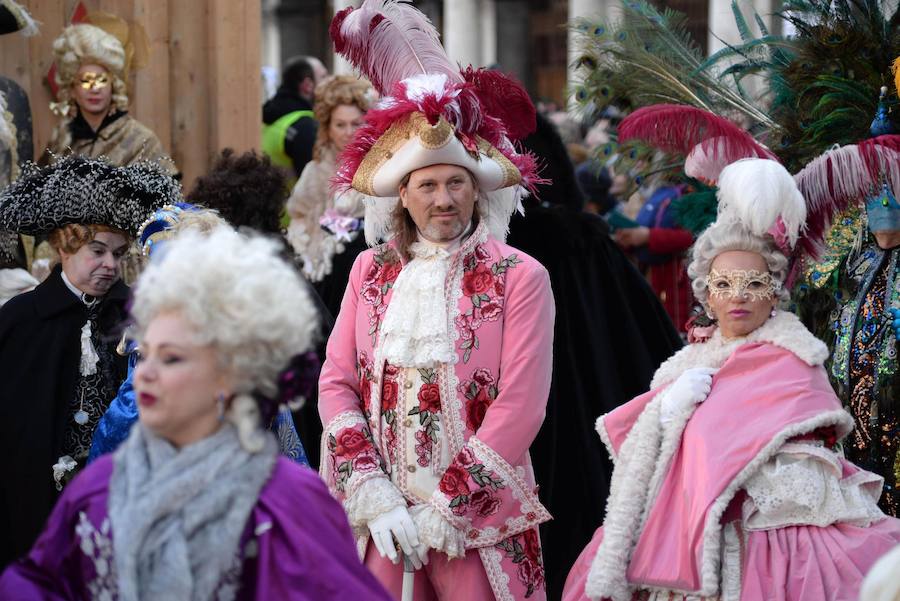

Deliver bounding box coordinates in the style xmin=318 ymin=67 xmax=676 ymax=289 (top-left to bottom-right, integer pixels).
xmin=320 ymin=411 xmax=386 ymax=499
xmin=460 ymin=367 xmax=498 ymax=431
xmin=455 ymin=247 xmax=521 ymax=363
xmin=410 ymin=368 xmax=442 ymax=467
xmin=381 ymin=362 xmax=401 ymax=463
xmin=358 ymin=351 xmax=376 ymax=417
xmin=327 ymin=425 xmax=383 ymax=493
xmin=76 ymin=512 xmax=118 ymax=600
xmin=439 ymin=445 xmax=506 ymax=517
xmin=360 ymin=245 xmax=402 ymax=345
xmin=432 ymin=436 xmax=550 ymax=548
xmin=495 ymin=529 xmax=546 ymax=598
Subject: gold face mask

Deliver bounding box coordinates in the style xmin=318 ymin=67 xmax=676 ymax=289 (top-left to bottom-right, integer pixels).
xmin=706 ymin=269 xmax=779 ymax=301
xmin=77 ymin=72 xmax=111 ymax=91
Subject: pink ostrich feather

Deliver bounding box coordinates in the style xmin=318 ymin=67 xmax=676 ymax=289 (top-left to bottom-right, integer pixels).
xmin=793 ymin=135 xmax=900 ymax=260
xmin=331 ymin=0 xmax=464 ymax=96
xmin=618 ymin=104 xmax=776 ymax=183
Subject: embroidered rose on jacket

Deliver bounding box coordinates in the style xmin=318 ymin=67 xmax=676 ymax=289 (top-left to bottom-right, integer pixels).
xmin=327 ymin=424 xmax=378 ymax=492
xmin=469 ymin=489 xmax=501 ymax=517
xmin=361 ymin=281 xmax=383 ymax=305
xmin=358 ymin=352 xmax=374 ymax=411
xmin=381 ymin=379 xmax=399 ymax=412
xmin=456 ymin=249 xmax=522 ymax=363
xmin=414 ymin=430 xmax=433 ymax=467
xmin=496 ymin=530 xmax=545 ymax=598
xmin=378 ymin=261 xmax=402 ymax=284
xmin=439 ymin=446 xmax=505 ymax=515
xmin=463 ymin=263 xmax=495 ymax=296
xmin=409 ymin=368 xmax=441 ymax=467
xmin=333 ymin=428 xmax=370 ymax=458
xmin=417 ymin=383 xmax=441 ymax=413
xmin=361 ymin=246 xmax=402 ymax=344
xmin=460 ymin=369 xmax=499 ymax=431
xmin=353 ymin=452 xmax=379 ymax=472
xmin=472 ymin=368 xmax=495 ymax=387
xmin=523 ymin=529 xmax=541 ymax=563
xmin=440 ymin=465 xmax=472 ymax=499
xmin=455 ymin=446 xmax=477 ymax=468
xmin=477 ymin=299 xmax=503 ymax=321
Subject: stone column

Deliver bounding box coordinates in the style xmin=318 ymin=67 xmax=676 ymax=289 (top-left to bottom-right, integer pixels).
xmin=496 ymin=0 xmax=531 ymax=93
xmin=567 ymin=0 xmax=609 ymax=109
xmin=444 ymin=0 xmax=483 ymax=68
xmin=332 ymin=0 xmax=359 ymax=75
xmin=480 ymin=0 xmax=498 ymax=67
xmin=261 ymin=0 xmax=282 ymax=98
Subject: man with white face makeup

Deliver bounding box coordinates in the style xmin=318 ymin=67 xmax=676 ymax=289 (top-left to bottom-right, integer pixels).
xmin=318 ymin=2 xmax=555 ymax=599
xmin=0 ymin=155 xmax=179 ymax=567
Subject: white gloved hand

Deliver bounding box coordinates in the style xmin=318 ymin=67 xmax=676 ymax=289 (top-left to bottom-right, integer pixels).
xmin=368 ymin=505 xmax=429 ymax=568
xmin=660 ymin=366 xmax=718 ymax=425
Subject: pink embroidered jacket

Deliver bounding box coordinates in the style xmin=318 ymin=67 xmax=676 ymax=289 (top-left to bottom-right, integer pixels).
xmin=319 ymin=222 xmax=554 ymax=599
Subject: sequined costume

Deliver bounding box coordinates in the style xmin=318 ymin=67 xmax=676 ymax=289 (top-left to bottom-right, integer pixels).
xmin=799 ymin=228 xmax=900 ymax=516
xmin=815 ymin=242 xmax=900 ymax=516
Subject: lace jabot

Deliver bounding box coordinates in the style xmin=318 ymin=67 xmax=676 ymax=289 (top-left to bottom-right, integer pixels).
xmin=379 ymin=241 xmax=455 ymax=368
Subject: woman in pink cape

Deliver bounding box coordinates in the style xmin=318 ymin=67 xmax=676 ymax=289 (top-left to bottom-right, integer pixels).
xmin=562 ymin=159 xmax=900 ymax=601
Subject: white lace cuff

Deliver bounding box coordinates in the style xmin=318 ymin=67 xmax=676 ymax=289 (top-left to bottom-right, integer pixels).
xmin=743 ymin=442 xmax=885 ymax=530
xmin=410 ymin=504 xmax=466 ymax=559
xmin=343 ymin=477 xmax=407 ymax=535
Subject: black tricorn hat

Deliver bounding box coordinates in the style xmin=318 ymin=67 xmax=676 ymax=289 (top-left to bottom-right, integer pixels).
xmin=0 ymin=0 xmax=37 ymax=36
xmin=0 ymin=155 xmax=182 ymax=236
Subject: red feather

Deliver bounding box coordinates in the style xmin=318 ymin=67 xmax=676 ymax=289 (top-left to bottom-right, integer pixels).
xmin=618 ymin=105 xmax=776 ymax=182
xmin=793 ymin=135 xmax=900 ymax=260
xmin=462 ymin=67 xmax=536 ymax=141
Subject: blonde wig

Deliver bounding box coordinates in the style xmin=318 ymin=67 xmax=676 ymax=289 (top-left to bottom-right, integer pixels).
xmin=312 ymin=75 xmax=374 ymax=160
xmin=50 ymin=23 xmax=128 ymax=148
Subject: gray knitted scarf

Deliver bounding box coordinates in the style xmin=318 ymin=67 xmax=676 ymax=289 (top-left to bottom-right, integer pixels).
xmin=109 ymin=423 xmax=277 ymax=601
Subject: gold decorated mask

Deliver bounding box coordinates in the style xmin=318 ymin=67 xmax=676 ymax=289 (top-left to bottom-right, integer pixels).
xmin=706 ymin=269 xmax=779 ymax=301
xmin=77 ymin=72 xmax=111 ymax=91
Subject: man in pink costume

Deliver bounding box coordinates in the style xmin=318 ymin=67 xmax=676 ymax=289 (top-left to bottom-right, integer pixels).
xmin=563 ymin=158 xmax=900 ymax=601
xmin=318 ymin=2 xmax=555 ymax=599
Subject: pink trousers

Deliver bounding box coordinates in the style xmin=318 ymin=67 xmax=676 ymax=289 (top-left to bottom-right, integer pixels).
xmin=364 ymin=541 xmax=495 ymax=600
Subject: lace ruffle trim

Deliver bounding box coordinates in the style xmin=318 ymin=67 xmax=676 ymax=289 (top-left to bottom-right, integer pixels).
xmin=344 ymin=476 xmax=407 ymax=533
xmin=411 ymin=503 xmax=466 ymax=559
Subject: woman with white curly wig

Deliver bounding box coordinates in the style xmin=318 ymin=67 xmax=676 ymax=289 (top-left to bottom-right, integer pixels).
xmin=41 ymin=22 xmax=173 ymax=173
xmin=0 ymin=227 xmax=392 ymax=600
xmin=562 ymin=159 xmax=900 ymax=601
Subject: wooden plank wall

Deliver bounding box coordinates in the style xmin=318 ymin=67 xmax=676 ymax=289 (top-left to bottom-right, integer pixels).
xmin=0 ymin=0 xmax=262 ymax=190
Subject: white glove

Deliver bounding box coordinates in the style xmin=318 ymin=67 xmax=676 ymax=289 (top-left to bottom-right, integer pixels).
xmin=368 ymin=505 xmax=429 ymax=568
xmin=660 ymin=367 xmax=718 ymax=425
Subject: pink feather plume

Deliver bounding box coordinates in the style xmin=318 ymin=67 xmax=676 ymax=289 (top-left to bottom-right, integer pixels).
xmin=793 ymin=134 xmax=900 ymax=260
xmin=617 ymin=105 xmax=777 ymax=183
xmin=331 ymin=0 xmax=464 ymax=96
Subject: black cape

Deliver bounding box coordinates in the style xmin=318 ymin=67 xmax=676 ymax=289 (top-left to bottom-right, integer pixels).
xmin=0 ymin=266 xmax=128 ymax=566
xmin=506 ymin=206 xmax=682 ymax=600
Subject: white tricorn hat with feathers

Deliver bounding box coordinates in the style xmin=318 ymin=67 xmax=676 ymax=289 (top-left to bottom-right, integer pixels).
xmin=329 ymin=0 xmax=542 ymax=245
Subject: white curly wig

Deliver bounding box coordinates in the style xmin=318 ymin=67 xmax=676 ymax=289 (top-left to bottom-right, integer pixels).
xmin=687 ymin=221 xmax=790 ymax=310
xmin=51 ymin=24 xmax=129 ymax=148
xmin=131 ymin=227 xmax=319 ymax=436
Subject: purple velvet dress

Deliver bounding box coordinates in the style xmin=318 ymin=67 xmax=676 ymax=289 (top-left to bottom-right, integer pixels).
xmin=0 ymin=455 xmax=392 ymax=600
